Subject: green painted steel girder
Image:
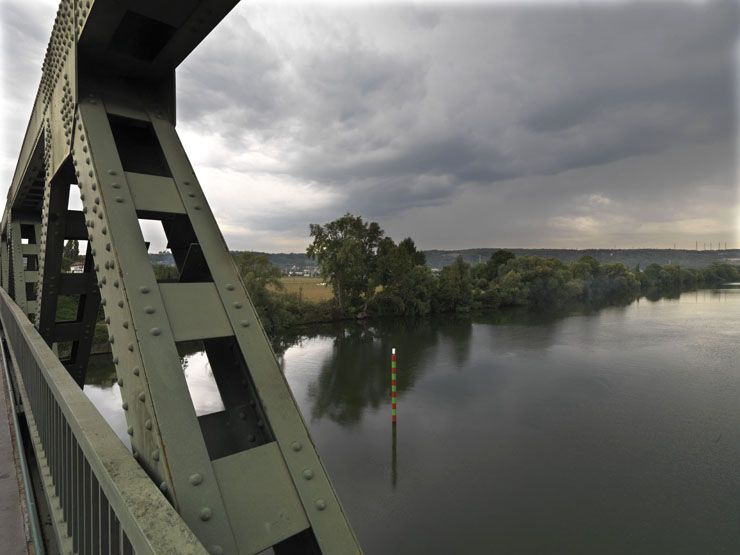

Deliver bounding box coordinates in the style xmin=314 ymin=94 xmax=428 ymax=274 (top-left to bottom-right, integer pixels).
xmin=1 ymin=1 xmax=361 ymax=553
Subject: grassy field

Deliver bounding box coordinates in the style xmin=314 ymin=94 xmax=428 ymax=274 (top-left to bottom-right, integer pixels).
xmin=276 ymin=276 xmax=333 ymax=302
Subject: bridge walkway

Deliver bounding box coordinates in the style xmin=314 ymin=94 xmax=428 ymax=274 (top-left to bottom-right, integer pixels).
xmin=0 ymin=352 xmax=32 ymax=555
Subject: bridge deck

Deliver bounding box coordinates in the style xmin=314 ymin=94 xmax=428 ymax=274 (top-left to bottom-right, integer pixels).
xmin=0 ymin=358 xmax=31 ymax=555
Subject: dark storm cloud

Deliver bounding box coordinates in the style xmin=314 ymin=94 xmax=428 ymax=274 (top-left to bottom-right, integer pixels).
xmin=175 ymin=1 xmax=737 ymax=230
xmin=1 ymin=0 xmax=738 ymax=250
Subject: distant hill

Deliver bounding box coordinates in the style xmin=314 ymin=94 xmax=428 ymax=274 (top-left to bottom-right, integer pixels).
xmin=150 ymin=248 xmax=740 ymax=271
xmin=423 ymin=248 xmax=740 ymax=270
xmin=148 ymin=251 xmax=317 ymax=270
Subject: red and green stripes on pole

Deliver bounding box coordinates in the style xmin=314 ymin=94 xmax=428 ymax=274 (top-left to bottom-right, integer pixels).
xmin=391 ymin=348 xmax=397 ymax=424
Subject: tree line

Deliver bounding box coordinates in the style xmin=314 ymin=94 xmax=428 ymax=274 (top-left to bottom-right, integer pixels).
xmin=219 ymin=213 xmax=740 ymax=335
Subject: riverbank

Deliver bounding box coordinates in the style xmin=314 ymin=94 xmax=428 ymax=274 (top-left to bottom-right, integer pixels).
xmin=78 ymin=255 xmax=740 ymax=354
xmin=253 ymin=256 xmax=740 ymax=337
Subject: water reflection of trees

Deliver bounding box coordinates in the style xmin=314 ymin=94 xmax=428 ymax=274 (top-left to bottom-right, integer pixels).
xmin=277 ymin=317 xmax=474 ymax=426
xmin=85 ymin=353 xmax=117 ymax=386
xmin=279 ymin=305 xmax=625 ymax=427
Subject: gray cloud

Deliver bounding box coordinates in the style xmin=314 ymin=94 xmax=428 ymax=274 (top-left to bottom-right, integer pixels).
xmin=1 ymin=0 xmax=738 ymax=251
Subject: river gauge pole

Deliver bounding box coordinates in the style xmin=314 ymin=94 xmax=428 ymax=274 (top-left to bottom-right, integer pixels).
xmin=391 ymin=348 xmax=398 ymax=424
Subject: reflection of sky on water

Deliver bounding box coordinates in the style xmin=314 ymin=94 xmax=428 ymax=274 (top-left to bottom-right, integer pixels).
xmin=82 ymin=351 xmax=226 ymax=451
xmin=181 ymin=350 xmax=225 ymax=416
xmin=278 ymin=338 xmax=336 ymax=415
xmin=82 ymin=382 xmax=130 ymax=449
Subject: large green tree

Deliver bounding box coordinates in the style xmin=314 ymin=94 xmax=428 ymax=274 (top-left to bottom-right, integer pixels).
xmin=370 ymin=237 xmax=433 ymax=316
xmin=307 ymin=214 xmax=383 ymax=314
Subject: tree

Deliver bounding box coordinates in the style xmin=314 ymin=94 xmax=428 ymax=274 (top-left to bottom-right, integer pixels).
xmin=374 ymin=236 xmax=425 ymax=289
xmin=484 ymin=250 xmax=515 ymax=280
xmin=61 ymin=239 xmax=80 ymax=272
xmin=63 ymin=239 xmax=79 ymax=260
xmin=233 ymin=252 xmax=283 ymax=300
xmin=370 ymin=239 xmax=434 ymax=317
xmin=232 ymin=252 xmax=289 ymax=334
xmin=434 ymin=255 xmax=472 ymax=312
xmin=398 ymin=238 xmax=426 ymax=267
xmin=307 ymin=214 xmax=383 ymax=314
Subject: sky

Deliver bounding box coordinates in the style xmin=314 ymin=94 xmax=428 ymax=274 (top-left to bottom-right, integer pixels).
xmin=1 ymin=0 xmax=738 ymax=252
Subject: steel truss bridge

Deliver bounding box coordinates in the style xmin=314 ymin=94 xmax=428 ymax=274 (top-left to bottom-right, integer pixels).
xmin=0 ymin=1 xmax=360 ymax=553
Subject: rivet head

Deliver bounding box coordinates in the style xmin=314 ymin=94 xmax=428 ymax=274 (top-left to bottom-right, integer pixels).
xmin=199 ymin=507 xmax=212 ymax=521
xmin=145 ymin=419 xmax=152 ymax=430
xmin=132 ymin=367 xmax=140 ymax=375
xmin=107 ymin=169 xmax=117 ymax=175
xmin=159 ymin=482 xmax=168 ymax=492
xmin=302 ymin=469 xmax=314 ymax=480
xmin=240 ymin=320 xmax=250 ymax=327
xmin=189 ymin=473 xmax=203 ymax=486
xmin=150 ymin=327 xmax=161 ymax=336
xmin=144 ymin=306 xmax=155 ymax=314
xmin=152 ymin=449 xmax=160 ymax=461
xmin=138 ymin=392 xmax=146 ymax=402
xmin=127 ymin=426 xmax=133 ymax=436
xmin=233 ymin=302 xmax=243 ymax=309
xmin=117 ymin=377 xmax=123 ymax=386
xmin=115 ymin=197 xmax=124 ymax=203
xmin=225 ymin=284 xmax=234 ymax=291
xmin=122 ymin=402 xmax=128 ymax=410
xmin=291 ymin=441 xmax=302 ymax=452
xmin=139 ymin=286 xmax=150 ymax=294
xmin=209 ymin=546 xmax=223 ymax=555
xmin=315 ymin=499 xmax=327 ymax=511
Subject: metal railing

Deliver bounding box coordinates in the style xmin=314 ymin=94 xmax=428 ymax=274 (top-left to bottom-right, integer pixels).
xmin=0 ymin=288 xmax=208 ymax=555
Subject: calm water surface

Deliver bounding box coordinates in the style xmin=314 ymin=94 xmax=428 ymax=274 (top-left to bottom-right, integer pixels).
xmin=84 ymin=288 xmax=740 ymax=554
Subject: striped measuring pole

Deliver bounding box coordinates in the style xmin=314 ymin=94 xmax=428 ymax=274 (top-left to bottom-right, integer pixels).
xmin=391 ymin=348 xmax=397 ymax=424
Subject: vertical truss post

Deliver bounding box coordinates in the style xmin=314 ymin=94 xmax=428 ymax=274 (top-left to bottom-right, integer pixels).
xmin=36 ymin=159 xmax=101 ymax=386
xmin=8 ymin=217 xmax=41 ymax=319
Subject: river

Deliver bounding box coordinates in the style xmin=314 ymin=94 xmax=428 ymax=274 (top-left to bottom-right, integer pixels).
xmin=84 ymin=287 xmax=740 ymax=554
